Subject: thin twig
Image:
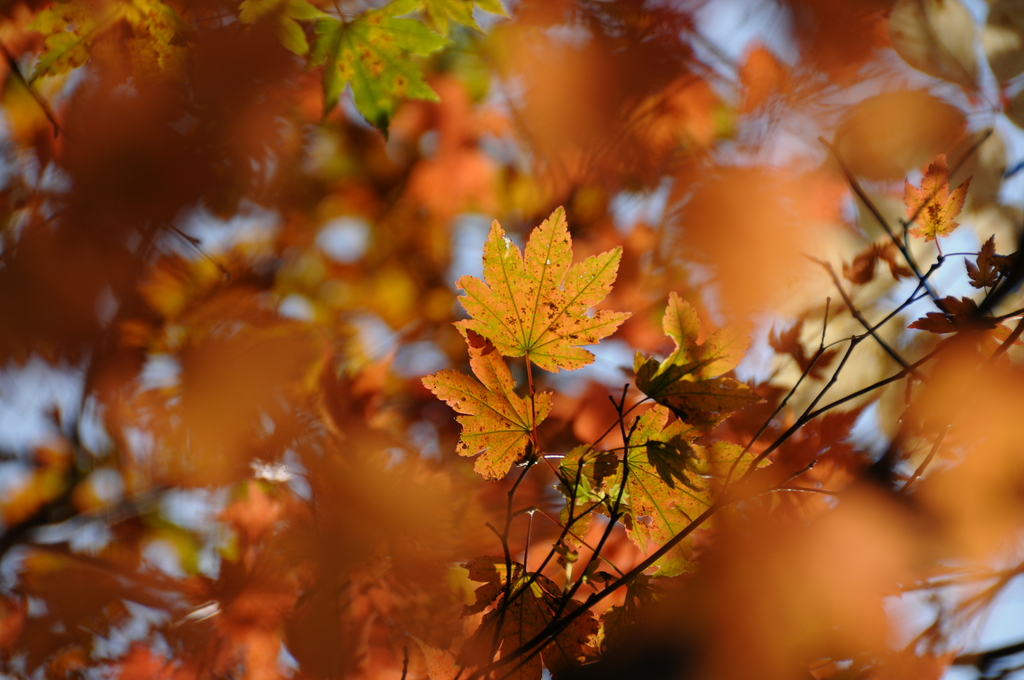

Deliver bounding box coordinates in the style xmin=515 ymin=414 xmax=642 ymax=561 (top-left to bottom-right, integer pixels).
xmin=0 ymin=39 xmax=63 ymax=139
xmin=818 ymin=136 xmax=939 ymax=303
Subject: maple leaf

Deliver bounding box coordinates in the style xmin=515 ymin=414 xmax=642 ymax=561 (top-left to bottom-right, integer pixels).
xmin=456 ymin=207 xmax=631 ymax=373
xmin=904 ymin=154 xmax=972 ymax=242
xmin=239 ymin=0 xmax=325 ymax=55
xmin=421 ymin=0 xmax=506 ymax=36
xmin=611 ymin=405 xmax=757 ymax=576
xmin=29 ymin=0 xmax=188 ymax=80
xmin=411 ymin=636 xmax=460 ymax=680
xmin=459 ymin=557 xmax=598 ymax=680
xmin=965 ymin=235 xmax=1014 ymax=289
xmin=310 ymin=0 xmax=447 ymax=132
xmin=842 ymin=242 xmax=913 ymax=284
xmin=908 ymin=296 xmax=998 ymax=334
xmin=600 ymin=575 xmax=660 ymax=651
xmin=422 ymin=331 xmax=551 ymax=480
xmin=769 ymin=320 xmax=838 ymax=381
xmin=635 ymin=292 xmax=761 ymax=428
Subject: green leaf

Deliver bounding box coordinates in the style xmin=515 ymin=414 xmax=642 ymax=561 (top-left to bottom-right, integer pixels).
xmin=420 ymin=0 xmax=506 ymax=36
xmin=310 ymin=0 xmax=447 ymax=132
xmin=456 ymin=207 xmax=631 ymax=373
xmin=635 ymin=292 xmax=760 ymax=428
xmin=421 ymin=331 xmax=551 ymax=480
xmin=29 ymin=0 xmax=188 ymax=80
xmin=239 ymin=0 xmax=325 ymax=55
xmin=610 ymin=407 xmax=761 ymax=576
xmin=615 ymin=406 xmax=705 ymax=575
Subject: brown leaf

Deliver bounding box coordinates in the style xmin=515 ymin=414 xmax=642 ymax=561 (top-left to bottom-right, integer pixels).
xmin=908 ymin=296 xmax=998 ymax=334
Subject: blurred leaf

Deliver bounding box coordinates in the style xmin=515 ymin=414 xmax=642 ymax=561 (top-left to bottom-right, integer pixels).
xmin=833 ymin=91 xmax=965 ymax=181
xmin=889 ymin=0 xmax=978 ymax=90
xmin=238 ymin=0 xmax=325 ymax=55
xmin=984 ymin=0 xmax=1024 ymax=84
xmin=420 ymin=0 xmax=505 ymax=36
xmin=29 ymin=0 xmax=188 ymax=80
xmin=738 ymin=44 xmax=790 ymax=113
xmin=459 ymin=557 xmax=598 ymax=679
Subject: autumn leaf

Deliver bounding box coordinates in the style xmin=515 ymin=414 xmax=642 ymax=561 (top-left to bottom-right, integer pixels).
xmin=422 ymin=331 xmax=551 ymax=480
xmin=556 ymin=445 xmax=618 ymax=547
xmin=611 ymin=406 xmax=755 ymax=576
xmin=908 ymin=296 xmax=998 ymax=334
xmin=769 ymin=320 xmax=838 ymax=381
xmin=420 ymin=0 xmax=506 ymax=36
xmin=965 ymin=235 xmax=1014 ymax=289
xmin=842 ymin=242 xmax=913 ymax=284
xmin=29 ymin=0 xmax=188 ymax=80
xmin=635 ymin=293 xmax=761 ymax=428
xmin=411 ymin=636 xmax=460 ymax=680
xmin=459 ymin=557 xmax=598 ymax=680
xmin=738 ymin=44 xmax=790 ymax=113
xmin=239 ymin=0 xmax=325 ymax=55
xmin=456 ymin=207 xmax=631 ymax=373
xmin=310 ymin=0 xmax=447 ymax=131
xmin=600 ymin=575 xmax=660 ymax=651
xmin=904 ymin=154 xmax=972 ymax=241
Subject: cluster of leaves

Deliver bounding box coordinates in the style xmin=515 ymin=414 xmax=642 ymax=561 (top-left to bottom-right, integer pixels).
xmin=5 ymin=0 xmax=1024 ymax=680
xmin=422 ymin=207 xmax=767 ymax=673
xmin=29 ymin=0 xmax=504 ymax=131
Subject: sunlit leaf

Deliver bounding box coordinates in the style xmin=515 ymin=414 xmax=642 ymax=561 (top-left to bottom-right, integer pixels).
xmin=611 ymin=406 xmax=756 ymax=576
xmin=456 ymin=207 xmax=630 ymax=373
xmin=635 ymin=293 xmax=760 ymax=427
xmin=239 ymin=0 xmax=325 ymax=55
xmin=310 ymin=0 xmax=447 ymax=132
xmin=420 ymin=0 xmax=506 ymax=36
xmin=29 ymin=0 xmax=188 ymax=80
xmin=904 ymin=154 xmax=972 ymax=242
xmin=422 ymin=331 xmax=551 ymax=479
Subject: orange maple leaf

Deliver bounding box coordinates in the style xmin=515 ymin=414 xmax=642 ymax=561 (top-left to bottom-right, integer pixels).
xmin=456 ymin=207 xmax=630 ymax=373
xmin=422 ymin=331 xmax=551 ymax=480
xmin=904 ymin=154 xmax=971 ymax=242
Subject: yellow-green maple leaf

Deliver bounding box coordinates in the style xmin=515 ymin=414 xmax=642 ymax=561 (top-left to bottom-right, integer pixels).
xmin=904 ymin=154 xmax=972 ymax=242
xmin=457 ymin=207 xmax=631 ymax=373
xmin=29 ymin=0 xmax=187 ymax=81
xmin=239 ymin=0 xmax=325 ymax=55
xmin=634 ymin=292 xmax=760 ymax=429
xmin=422 ymin=331 xmax=551 ymax=480
xmin=420 ymin=0 xmax=505 ymax=36
xmin=614 ymin=405 xmax=754 ymax=576
xmin=310 ymin=0 xmax=446 ymax=132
